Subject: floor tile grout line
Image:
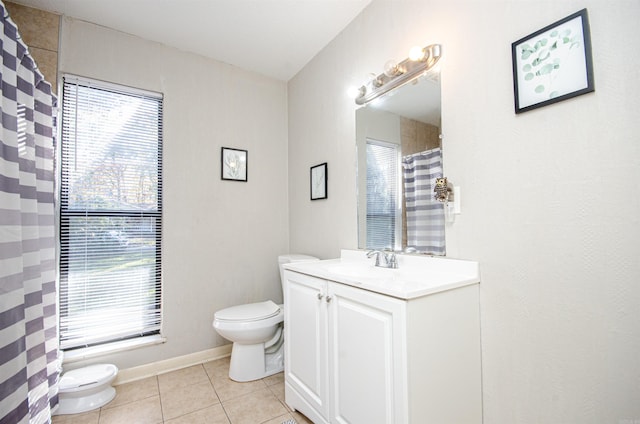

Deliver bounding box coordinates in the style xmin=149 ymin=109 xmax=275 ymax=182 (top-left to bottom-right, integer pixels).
xmin=209 ymin=377 xmax=233 ymax=424
xmin=155 ymin=375 xmax=165 ymax=424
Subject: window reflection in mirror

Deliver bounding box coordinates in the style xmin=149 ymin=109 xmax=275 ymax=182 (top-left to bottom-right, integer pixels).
xmin=356 ymin=72 xmax=444 ymax=255
xmin=366 ymin=139 xmax=402 ymax=250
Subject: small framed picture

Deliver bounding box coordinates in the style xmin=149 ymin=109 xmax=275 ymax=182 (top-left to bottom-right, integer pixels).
xmin=310 ymin=162 xmax=327 ymax=200
xmin=221 ymin=147 xmax=247 ymax=182
xmin=512 ymin=8 xmax=594 ymax=114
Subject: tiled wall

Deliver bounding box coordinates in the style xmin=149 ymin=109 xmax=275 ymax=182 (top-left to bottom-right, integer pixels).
xmin=400 ymin=117 xmax=440 ymax=155
xmin=5 ymin=2 xmax=60 ymax=93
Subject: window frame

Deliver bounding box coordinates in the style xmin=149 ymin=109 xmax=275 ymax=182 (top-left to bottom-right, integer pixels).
xmin=57 ymin=74 xmax=164 ymax=351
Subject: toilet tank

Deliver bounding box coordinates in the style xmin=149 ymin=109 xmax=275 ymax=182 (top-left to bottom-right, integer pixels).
xmin=278 ymin=254 xmax=319 ymax=292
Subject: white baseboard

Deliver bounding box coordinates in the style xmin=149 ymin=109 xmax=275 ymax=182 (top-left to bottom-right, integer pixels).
xmin=114 ymin=344 xmax=232 ymax=385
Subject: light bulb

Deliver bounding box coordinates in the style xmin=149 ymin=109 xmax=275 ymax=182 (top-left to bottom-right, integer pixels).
xmin=347 ymin=85 xmax=364 ymax=99
xmin=384 ymin=60 xmax=400 ymax=77
xmin=409 ymin=46 xmax=425 ymax=61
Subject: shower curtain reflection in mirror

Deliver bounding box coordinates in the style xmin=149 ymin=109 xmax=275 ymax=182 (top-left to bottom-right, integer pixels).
xmin=402 ymin=148 xmax=445 ymax=255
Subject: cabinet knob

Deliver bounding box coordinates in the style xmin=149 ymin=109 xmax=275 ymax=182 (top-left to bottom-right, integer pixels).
xmin=325 ymin=296 xmax=332 ymax=303
xmin=317 ymin=293 xmax=323 ymax=300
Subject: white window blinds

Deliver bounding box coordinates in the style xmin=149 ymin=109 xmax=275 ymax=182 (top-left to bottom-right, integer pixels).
xmin=365 ymin=139 xmax=401 ymax=250
xmin=59 ymin=75 xmax=163 ymax=350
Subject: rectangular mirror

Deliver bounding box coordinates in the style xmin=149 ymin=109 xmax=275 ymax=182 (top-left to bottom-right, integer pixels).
xmin=356 ymin=70 xmax=444 ymax=255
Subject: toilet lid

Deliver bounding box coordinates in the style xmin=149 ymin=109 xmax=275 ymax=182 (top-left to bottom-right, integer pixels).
xmin=279 ymin=254 xmax=319 ymax=264
xmin=59 ymin=364 xmax=118 ymax=391
xmin=215 ymin=300 xmax=281 ymax=322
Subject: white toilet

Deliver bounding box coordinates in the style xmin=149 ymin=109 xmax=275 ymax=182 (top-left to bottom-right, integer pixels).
xmin=56 ymin=363 xmax=118 ymax=415
xmin=213 ymin=254 xmax=318 ymax=382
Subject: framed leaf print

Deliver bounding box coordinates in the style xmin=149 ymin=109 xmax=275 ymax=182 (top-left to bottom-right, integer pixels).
xmin=512 ymin=9 xmax=594 ymax=113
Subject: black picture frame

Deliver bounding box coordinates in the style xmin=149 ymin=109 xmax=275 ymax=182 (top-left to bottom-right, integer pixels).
xmin=512 ymin=8 xmax=594 ymax=114
xmin=221 ymin=147 xmax=248 ymax=182
xmin=310 ymin=162 xmax=327 ymax=200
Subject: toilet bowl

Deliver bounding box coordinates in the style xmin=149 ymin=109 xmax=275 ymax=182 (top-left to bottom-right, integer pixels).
xmin=213 ymin=254 xmax=319 ymax=382
xmin=214 ymin=300 xmax=285 ymax=382
xmin=56 ymin=363 xmax=118 ymax=415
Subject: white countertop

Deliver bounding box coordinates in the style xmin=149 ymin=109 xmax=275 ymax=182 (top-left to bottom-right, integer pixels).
xmin=284 ymin=249 xmax=480 ymax=300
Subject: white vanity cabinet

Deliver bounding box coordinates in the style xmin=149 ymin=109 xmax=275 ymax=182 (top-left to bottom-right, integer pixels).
xmin=284 ymin=270 xmax=406 ymax=423
xmin=283 ymin=266 xmax=482 ymax=424
xmin=283 ymin=270 xmax=330 ymax=423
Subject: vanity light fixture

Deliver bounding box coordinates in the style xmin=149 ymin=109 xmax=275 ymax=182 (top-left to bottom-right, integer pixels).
xmin=352 ymin=44 xmax=442 ymax=105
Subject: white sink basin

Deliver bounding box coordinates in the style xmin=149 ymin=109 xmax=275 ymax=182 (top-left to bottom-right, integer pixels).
xmin=327 ymin=263 xmax=393 ymax=278
xmin=284 ymin=249 xmax=480 ymax=299
xmin=327 ymin=263 xmax=423 ymax=284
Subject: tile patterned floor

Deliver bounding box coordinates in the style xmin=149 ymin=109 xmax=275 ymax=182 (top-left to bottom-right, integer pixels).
xmin=52 ymin=357 xmax=313 ymax=424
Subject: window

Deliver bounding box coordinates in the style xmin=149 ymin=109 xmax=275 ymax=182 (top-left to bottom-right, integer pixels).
xmin=59 ymin=76 xmax=163 ymax=350
xmin=365 ymin=138 xmax=401 ymax=250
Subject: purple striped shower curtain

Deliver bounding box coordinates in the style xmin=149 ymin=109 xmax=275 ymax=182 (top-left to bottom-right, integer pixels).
xmin=402 ymin=147 xmax=445 ymax=255
xmin=0 ymin=2 xmax=59 ymax=423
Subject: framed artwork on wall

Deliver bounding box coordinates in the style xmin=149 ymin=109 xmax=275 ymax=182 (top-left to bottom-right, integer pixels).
xmin=221 ymin=147 xmax=248 ymax=182
xmin=512 ymin=8 xmax=594 ymax=114
xmin=310 ymin=162 xmax=327 ymax=200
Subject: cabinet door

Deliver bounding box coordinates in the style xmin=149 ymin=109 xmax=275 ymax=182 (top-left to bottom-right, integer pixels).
xmin=284 ymin=271 xmax=330 ymax=421
xmin=328 ymin=282 xmax=407 ymax=424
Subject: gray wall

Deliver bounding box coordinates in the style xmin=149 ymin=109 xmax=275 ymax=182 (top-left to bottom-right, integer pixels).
xmin=59 ymin=16 xmax=290 ymax=369
xmin=288 ymin=1 xmax=640 ymax=422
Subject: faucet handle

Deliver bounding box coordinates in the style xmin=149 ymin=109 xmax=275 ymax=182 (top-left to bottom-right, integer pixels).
xmin=366 ymin=249 xmax=383 ymax=266
xmin=387 ymin=253 xmax=398 ymax=269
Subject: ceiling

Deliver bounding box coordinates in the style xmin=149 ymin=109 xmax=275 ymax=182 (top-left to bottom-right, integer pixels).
xmin=12 ymin=0 xmax=372 ymax=81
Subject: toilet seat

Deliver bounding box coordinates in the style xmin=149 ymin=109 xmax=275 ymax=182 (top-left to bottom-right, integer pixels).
xmin=215 ymin=300 xmax=280 ymax=322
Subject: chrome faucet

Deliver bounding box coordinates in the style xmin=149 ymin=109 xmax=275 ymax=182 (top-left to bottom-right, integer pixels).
xmin=366 ymin=250 xmax=398 ymax=269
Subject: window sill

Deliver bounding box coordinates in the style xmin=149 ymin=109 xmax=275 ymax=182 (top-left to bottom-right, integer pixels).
xmin=62 ymin=335 xmax=166 ymax=364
